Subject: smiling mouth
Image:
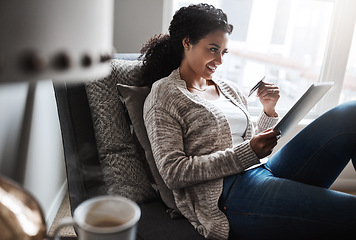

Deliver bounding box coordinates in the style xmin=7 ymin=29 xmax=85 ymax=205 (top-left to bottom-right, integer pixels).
xmin=207 ymin=65 xmax=217 ymax=72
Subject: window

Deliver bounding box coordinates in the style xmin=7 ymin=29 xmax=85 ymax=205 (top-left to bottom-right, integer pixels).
xmin=169 ymin=0 xmax=356 ymax=117
xmin=340 ymin=23 xmax=356 ymax=103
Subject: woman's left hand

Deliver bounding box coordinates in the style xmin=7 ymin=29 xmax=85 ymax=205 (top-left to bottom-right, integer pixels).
xmin=257 ymin=82 xmax=280 ymax=117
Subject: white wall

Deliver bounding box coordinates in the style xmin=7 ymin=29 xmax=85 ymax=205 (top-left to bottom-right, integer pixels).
xmin=0 ymin=82 xmax=28 ymax=176
xmin=114 ymin=0 xmax=165 ymax=53
xmin=23 ymin=80 xmax=67 ymax=229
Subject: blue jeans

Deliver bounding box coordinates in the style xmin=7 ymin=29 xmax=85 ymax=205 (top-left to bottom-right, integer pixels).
xmin=219 ymin=101 xmax=356 ymax=240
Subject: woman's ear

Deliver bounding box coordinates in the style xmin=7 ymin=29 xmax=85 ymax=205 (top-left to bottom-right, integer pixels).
xmin=182 ymin=37 xmax=191 ymax=50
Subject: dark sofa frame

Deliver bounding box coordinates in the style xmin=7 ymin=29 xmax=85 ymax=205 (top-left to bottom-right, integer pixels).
xmin=53 ymin=54 xmax=205 ymax=240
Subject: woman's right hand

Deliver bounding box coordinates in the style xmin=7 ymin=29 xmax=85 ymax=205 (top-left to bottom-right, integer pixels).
xmin=250 ymin=128 xmax=280 ymax=159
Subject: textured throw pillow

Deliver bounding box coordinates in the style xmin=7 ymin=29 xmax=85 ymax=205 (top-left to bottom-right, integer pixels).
xmin=117 ymin=84 xmax=178 ymax=211
xmin=84 ymin=59 xmax=156 ymax=203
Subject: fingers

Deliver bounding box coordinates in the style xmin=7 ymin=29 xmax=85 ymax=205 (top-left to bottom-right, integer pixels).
xmin=250 ymin=129 xmax=281 ymax=159
xmin=257 ymin=83 xmax=280 ymax=99
xmin=262 ymin=134 xmax=278 ymax=150
xmin=260 ymin=130 xmax=280 ymax=146
xmin=261 ymin=128 xmax=281 ymax=137
xmin=265 ymin=136 xmax=278 ymax=149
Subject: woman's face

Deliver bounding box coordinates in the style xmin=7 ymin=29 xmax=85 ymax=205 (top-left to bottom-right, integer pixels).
xmin=181 ymin=30 xmax=229 ymax=81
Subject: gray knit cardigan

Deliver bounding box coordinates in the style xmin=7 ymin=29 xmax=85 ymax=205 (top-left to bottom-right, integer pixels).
xmin=143 ymin=69 xmax=278 ymax=239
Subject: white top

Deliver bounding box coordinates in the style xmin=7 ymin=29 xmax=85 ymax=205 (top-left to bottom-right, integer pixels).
xmin=207 ymin=91 xmax=248 ymax=147
xmin=207 ymin=91 xmax=268 ymax=169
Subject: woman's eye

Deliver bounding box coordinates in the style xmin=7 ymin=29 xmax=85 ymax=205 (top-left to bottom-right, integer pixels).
xmin=210 ymin=48 xmax=218 ymax=53
xmin=222 ymin=50 xmax=229 ymax=55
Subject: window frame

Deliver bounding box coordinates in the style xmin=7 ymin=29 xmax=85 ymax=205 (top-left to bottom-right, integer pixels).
xmin=317 ymin=0 xmax=356 ymax=114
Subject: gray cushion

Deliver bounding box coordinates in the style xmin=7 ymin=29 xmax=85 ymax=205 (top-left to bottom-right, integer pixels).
xmin=85 ymin=59 xmax=156 ymax=202
xmin=117 ymin=84 xmax=178 ymax=211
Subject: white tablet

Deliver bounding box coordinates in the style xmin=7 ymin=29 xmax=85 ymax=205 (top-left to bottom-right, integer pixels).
xmin=274 ymin=82 xmax=334 ymax=136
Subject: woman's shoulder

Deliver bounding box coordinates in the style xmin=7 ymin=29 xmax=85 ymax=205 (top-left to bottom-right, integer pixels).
xmin=144 ymin=69 xmax=182 ymax=111
xmin=150 ymin=70 xmax=180 ymax=96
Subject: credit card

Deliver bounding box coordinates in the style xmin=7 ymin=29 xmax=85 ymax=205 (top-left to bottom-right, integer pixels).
xmin=248 ymin=76 xmax=265 ymax=97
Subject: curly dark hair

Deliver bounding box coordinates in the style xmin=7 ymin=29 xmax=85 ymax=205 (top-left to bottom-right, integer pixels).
xmin=139 ymin=3 xmax=233 ymax=86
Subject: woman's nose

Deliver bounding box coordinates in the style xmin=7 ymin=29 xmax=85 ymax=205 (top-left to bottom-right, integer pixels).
xmin=215 ymin=53 xmax=223 ymax=65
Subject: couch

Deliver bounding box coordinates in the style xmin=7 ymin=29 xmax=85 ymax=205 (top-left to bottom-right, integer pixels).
xmin=53 ymin=54 xmax=205 ymax=240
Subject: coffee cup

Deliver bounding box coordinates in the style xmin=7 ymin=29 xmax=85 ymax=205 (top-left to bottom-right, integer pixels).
xmin=53 ymin=195 xmax=141 ymax=240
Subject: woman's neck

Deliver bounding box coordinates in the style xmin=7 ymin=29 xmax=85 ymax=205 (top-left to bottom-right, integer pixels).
xmin=179 ymin=65 xmax=207 ymax=89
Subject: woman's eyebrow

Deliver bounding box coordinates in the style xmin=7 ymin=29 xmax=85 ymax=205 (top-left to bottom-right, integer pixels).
xmin=209 ymin=43 xmax=221 ymax=48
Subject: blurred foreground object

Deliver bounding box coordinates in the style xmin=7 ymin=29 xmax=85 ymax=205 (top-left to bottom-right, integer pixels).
xmin=0 ymin=175 xmax=46 ymax=240
xmin=0 ymin=0 xmax=114 ymax=83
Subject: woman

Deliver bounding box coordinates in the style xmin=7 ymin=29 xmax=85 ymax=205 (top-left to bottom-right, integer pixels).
xmin=141 ymin=3 xmax=356 ymax=240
